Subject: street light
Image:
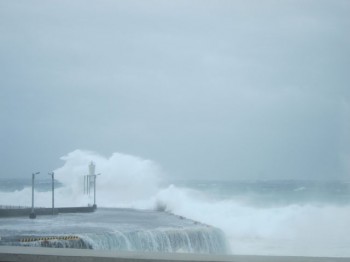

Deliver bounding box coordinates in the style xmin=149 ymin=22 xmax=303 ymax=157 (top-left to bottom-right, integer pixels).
xmin=29 ymin=172 xmax=40 ymax=219
xmin=48 ymin=172 xmax=55 ymax=215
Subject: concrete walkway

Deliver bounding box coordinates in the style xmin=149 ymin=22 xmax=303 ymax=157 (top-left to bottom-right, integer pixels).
xmin=0 ymin=246 xmax=349 ymax=262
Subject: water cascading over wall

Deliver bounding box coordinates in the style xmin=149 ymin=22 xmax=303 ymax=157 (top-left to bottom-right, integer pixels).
xmin=10 ymin=227 xmax=229 ymax=254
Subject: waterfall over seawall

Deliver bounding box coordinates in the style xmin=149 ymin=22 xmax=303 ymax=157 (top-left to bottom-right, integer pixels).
xmin=0 ymin=208 xmax=229 ymax=254
xmin=10 ymin=227 xmax=228 ymax=254
xmin=83 ymin=227 xmax=227 ymax=253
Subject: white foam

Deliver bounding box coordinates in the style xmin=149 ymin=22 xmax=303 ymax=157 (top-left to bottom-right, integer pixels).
xmin=145 ymin=185 xmax=350 ymax=257
xmin=55 ymin=150 xmax=162 ymax=206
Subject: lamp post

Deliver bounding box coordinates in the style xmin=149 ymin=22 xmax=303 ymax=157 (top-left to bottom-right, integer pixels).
xmin=29 ymin=172 xmax=40 ymax=219
xmin=48 ymin=172 xmax=55 ymax=215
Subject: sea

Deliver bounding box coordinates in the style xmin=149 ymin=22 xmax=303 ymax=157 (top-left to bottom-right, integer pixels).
xmin=0 ymin=150 xmax=350 ymax=257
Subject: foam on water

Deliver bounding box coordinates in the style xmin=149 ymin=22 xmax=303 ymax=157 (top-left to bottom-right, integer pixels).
xmin=151 ymin=185 xmax=350 ymax=257
xmin=1 ymin=150 xmax=350 ymax=257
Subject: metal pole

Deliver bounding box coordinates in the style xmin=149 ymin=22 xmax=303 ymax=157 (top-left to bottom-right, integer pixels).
xmin=93 ymin=175 xmax=96 ymax=207
xmin=52 ymin=173 xmax=54 ymax=215
xmin=48 ymin=172 xmax=55 ymax=215
xmin=89 ymin=175 xmax=91 ymax=195
xmin=93 ymin=174 xmax=100 ymax=209
xmin=29 ymin=172 xmax=39 ymax=219
xmin=87 ymin=175 xmax=90 ymax=195
xmin=31 ymin=173 xmax=34 ymax=213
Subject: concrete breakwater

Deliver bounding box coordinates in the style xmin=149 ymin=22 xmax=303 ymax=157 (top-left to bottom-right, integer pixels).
xmin=0 ymin=206 xmax=96 ymax=217
xmin=0 ymin=235 xmax=91 ymax=249
xmin=0 ymin=208 xmax=229 ymax=254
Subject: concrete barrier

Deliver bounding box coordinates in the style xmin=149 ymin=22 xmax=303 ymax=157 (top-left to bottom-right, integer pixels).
xmin=0 ymin=208 xmax=32 ymax=217
xmin=0 ymin=206 xmax=95 ymax=218
xmin=58 ymin=206 xmax=96 ymax=213
xmin=0 ymin=246 xmax=349 ymax=262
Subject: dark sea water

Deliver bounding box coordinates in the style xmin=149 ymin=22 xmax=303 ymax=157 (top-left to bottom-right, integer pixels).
xmin=175 ymin=179 xmax=350 ymax=206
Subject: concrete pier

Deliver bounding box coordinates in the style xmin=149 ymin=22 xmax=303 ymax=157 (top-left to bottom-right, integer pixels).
xmin=0 ymin=246 xmax=349 ymax=262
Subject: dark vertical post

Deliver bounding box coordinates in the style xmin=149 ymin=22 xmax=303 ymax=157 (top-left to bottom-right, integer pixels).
xmin=87 ymin=175 xmax=89 ymax=195
xmin=52 ymin=173 xmax=54 ymax=215
xmin=29 ymin=172 xmax=39 ymax=219
xmin=93 ymin=173 xmax=100 ymax=209
xmin=93 ymin=175 xmax=96 ymax=208
xmin=30 ymin=173 xmax=35 ymax=217
xmin=48 ymin=172 xmax=55 ymax=215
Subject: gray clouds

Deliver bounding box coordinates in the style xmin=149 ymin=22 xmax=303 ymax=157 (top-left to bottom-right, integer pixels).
xmin=1 ymin=0 xmax=349 ymax=180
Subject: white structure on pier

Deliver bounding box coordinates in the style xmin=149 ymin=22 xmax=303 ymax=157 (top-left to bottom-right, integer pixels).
xmin=83 ymin=162 xmax=101 ymax=208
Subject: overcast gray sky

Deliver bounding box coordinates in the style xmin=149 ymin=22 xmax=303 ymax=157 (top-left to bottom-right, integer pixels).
xmin=1 ymin=0 xmax=349 ymax=180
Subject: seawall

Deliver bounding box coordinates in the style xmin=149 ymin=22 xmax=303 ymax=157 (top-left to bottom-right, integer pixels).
xmin=0 ymin=246 xmax=348 ymax=262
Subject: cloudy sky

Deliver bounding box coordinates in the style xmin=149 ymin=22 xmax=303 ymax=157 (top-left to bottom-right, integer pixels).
xmin=1 ymin=0 xmax=349 ymax=180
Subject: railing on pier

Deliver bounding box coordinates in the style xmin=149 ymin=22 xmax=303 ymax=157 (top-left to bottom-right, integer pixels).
xmin=0 ymin=205 xmax=96 ymax=218
xmin=0 ymin=205 xmax=31 ymax=209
